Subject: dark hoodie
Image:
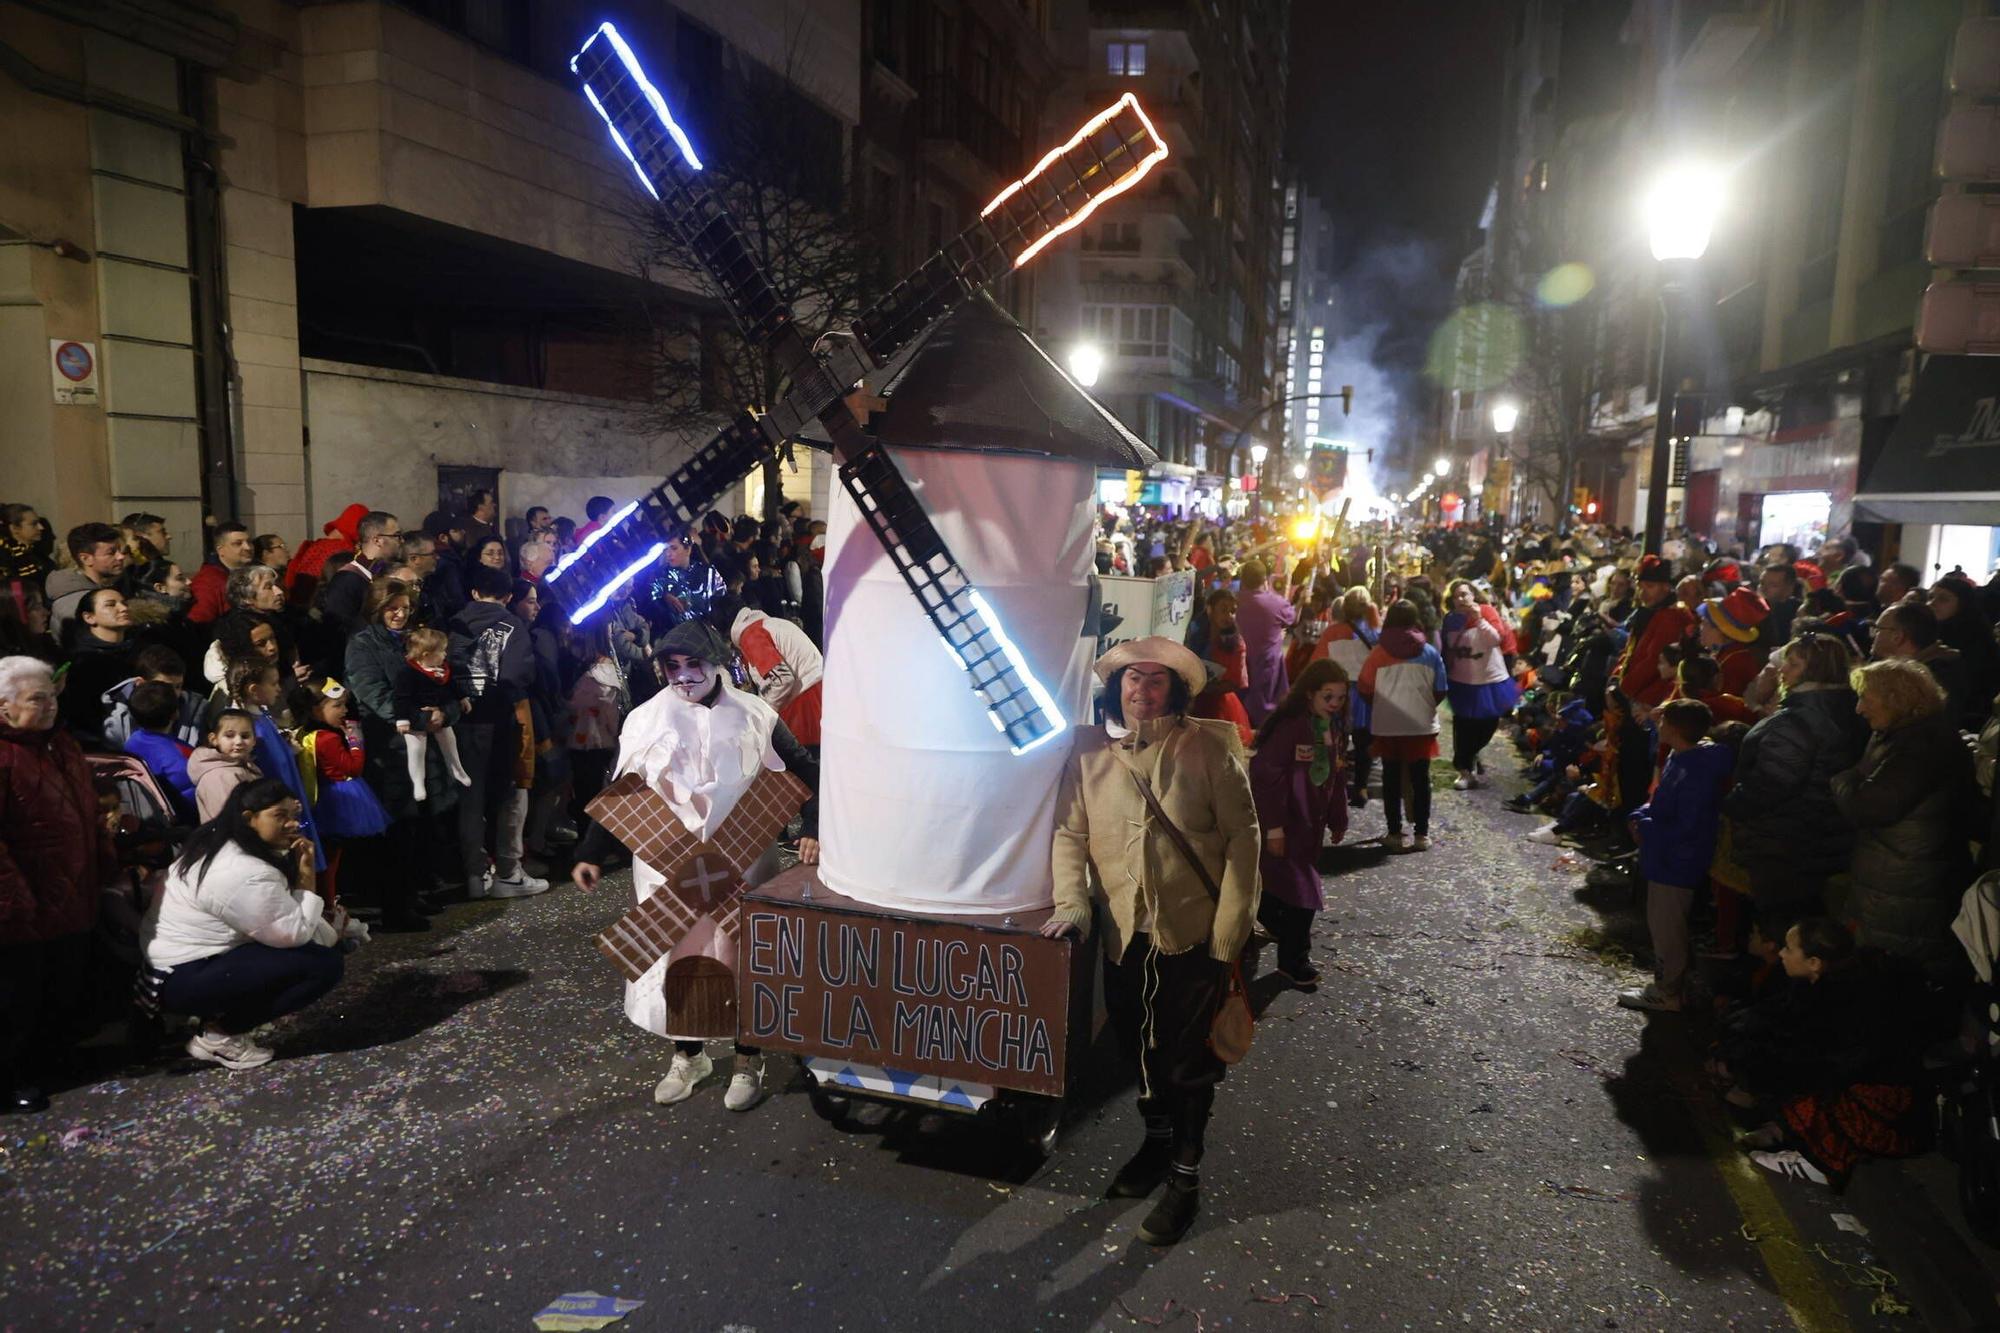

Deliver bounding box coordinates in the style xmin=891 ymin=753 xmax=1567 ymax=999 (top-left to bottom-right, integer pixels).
xmin=448 ymin=598 xmax=533 ymax=723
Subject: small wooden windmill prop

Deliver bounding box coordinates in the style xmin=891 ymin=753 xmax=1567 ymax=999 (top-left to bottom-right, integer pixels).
xmin=550 ymin=21 xmax=1169 ymax=758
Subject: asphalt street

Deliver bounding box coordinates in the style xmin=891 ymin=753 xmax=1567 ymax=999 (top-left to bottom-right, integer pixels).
xmin=4 ymin=764 xmax=1998 ymax=1331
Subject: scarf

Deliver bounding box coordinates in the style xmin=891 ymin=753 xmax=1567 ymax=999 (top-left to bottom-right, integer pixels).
xmin=1309 ymin=714 xmax=1333 ymax=787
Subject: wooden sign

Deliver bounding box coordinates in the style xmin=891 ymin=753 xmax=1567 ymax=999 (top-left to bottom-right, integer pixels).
xmin=737 ymin=871 xmax=1081 ymax=1097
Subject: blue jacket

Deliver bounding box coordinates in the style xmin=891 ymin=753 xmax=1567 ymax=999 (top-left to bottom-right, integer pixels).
xmin=125 ymin=728 xmax=197 ymax=821
xmin=1631 ymin=741 xmax=1736 ymax=888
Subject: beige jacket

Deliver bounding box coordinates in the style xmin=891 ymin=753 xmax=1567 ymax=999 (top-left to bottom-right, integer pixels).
xmin=1051 ymin=715 xmax=1261 ymax=964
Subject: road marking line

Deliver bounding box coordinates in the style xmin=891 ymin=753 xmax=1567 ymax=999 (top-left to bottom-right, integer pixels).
xmin=1687 ymin=1073 xmax=1854 ymax=1330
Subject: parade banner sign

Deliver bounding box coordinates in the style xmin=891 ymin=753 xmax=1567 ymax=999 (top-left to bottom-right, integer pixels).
xmin=737 ymin=876 xmax=1078 ymax=1096
xmin=1098 ymin=570 xmax=1196 ymax=649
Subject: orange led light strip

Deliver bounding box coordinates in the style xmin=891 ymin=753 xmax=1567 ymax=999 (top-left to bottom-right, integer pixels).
xmin=981 ymin=93 xmax=1170 ymax=270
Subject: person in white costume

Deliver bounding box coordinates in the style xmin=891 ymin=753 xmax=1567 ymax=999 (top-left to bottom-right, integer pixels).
xmin=571 ymin=620 xmax=819 ymax=1111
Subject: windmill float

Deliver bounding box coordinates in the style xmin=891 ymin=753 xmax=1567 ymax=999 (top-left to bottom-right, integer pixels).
xmin=550 ymin=21 xmax=1167 ymax=756
xmin=559 ymin=22 xmax=1167 ymax=1137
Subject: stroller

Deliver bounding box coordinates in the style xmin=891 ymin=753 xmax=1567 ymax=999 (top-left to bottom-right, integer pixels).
xmin=1943 ymin=873 xmax=2000 ymax=1244
xmin=83 ymin=752 xmax=192 ymax=1054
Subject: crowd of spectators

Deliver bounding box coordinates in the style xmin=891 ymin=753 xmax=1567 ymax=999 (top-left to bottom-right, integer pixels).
xmin=0 ymin=491 xmax=827 ymax=1111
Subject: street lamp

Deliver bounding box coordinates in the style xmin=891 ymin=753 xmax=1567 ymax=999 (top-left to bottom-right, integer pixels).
xmin=1433 ymin=457 xmax=1450 ymax=478
xmin=1489 ymin=399 xmax=1519 ymax=436
xmin=1292 ymin=462 xmax=1308 ymax=479
xmin=1067 ymin=342 xmax=1103 ymax=388
xmin=1249 ymin=442 xmax=1269 ymax=523
xmin=1640 ymin=161 xmax=1721 ymax=554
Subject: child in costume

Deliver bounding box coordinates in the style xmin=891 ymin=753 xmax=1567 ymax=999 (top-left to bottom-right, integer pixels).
xmin=292 ymin=676 xmax=390 ymax=910
xmin=394 ymin=626 xmax=472 ymax=802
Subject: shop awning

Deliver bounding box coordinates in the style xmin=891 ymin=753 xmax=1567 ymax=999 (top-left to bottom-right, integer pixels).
xmin=1853 ymin=354 xmax=2000 ymax=524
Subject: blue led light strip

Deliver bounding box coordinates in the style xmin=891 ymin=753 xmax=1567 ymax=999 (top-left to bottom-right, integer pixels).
xmin=569 ymin=541 xmax=668 ymax=625
xmin=548 ymin=499 xmax=638 ymax=583
xmin=570 ymin=21 xmax=702 ymax=204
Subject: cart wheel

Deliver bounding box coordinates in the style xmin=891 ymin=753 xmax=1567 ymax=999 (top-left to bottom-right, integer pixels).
xmin=1013 ymin=1098 xmax=1063 ymax=1158
xmin=804 ymin=1074 xmax=851 ymax=1127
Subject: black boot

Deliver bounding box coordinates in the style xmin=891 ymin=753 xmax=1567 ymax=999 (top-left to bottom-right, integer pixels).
xmin=1106 ymin=1132 xmax=1173 ymax=1199
xmin=1137 ymin=1166 xmax=1200 ymax=1245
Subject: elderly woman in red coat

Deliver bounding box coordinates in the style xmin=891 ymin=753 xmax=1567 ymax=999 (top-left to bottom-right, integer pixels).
xmin=1249 ymin=658 xmax=1351 ymax=990
xmin=0 ymin=655 xmax=115 ymax=1114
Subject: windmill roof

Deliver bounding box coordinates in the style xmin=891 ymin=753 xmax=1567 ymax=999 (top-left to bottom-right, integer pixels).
xmin=803 ymin=292 xmax=1157 ymax=468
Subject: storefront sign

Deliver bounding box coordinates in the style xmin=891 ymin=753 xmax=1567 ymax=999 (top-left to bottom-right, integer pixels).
xmin=738 ymin=882 xmax=1075 ymax=1096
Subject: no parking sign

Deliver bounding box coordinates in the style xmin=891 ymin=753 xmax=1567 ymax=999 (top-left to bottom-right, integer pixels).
xmin=50 ymin=339 xmax=98 ymax=405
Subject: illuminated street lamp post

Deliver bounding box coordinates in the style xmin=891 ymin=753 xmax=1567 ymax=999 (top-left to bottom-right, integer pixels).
xmin=1489 ymin=399 xmax=1519 ymax=527
xmin=1067 ymin=342 xmax=1103 ymax=388
xmin=1250 ymin=442 xmax=1269 ymax=524
xmin=1641 ymin=163 xmax=1721 ymax=556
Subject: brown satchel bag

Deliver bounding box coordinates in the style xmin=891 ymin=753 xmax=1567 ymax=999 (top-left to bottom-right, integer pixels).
xmin=1127 ymin=770 xmax=1256 ymax=1064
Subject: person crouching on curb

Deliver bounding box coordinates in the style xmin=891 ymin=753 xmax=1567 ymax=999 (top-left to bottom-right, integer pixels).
xmin=1042 ymin=635 xmax=1259 ymax=1247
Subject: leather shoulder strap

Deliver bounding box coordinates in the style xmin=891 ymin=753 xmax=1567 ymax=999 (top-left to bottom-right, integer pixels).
xmin=1128 ymin=767 xmax=1223 ymax=902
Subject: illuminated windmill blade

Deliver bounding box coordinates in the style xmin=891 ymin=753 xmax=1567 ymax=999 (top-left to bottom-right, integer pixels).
xmin=839 ymin=444 xmax=1065 ymax=754
xmin=542 ymin=496 xmax=672 ymax=626
xmin=772 ymin=94 xmax=1169 ymax=431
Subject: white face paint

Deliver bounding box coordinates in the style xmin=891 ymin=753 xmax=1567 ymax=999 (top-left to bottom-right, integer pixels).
xmin=661 ymin=653 xmax=720 ymax=703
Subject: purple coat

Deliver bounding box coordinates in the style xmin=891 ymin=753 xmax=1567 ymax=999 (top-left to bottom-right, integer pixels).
xmin=1250 ymin=711 xmax=1348 ymax=910
xmin=1236 ymin=587 xmax=1297 ymax=725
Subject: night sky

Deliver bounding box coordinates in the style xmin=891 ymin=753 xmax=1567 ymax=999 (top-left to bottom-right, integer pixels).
xmin=1285 ymin=2 xmax=1511 ymax=465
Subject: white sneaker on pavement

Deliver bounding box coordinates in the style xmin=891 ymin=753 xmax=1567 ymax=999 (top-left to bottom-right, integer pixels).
xmin=469 ymin=868 xmax=494 ymax=900
xmin=1526 ymin=823 xmax=1564 ymax=846
xmin=186 ymin=1029 xmax=274 ymax=1070
xmin=1750 ymin=1149 xmax=1829 ymax=1186
xmin=1382 ymin=831 xmax=1408 ymax=852
xmin=1616 ymin=983 xmax=1683 ymax=1013
xmin=1452 ymin=773 xmax=1480 ymax=791
xmin=723 ymin=1061 xmax=766 ymax=1112
xmin=488 ymin=870 xmax=550 ymax=899
xmin=1411 ymin=834 xmax=1431 ymax=851
xmin=654 ymin=1050 xmax=713 ymax=1105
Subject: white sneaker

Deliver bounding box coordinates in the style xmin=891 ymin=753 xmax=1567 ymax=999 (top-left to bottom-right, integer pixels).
xmin=654 ymin=1050 xmax=712 ymax=1105
xmin=186 ymin=1029 xmax=273 ymax=1071
xmin=488 ymin=870 xmax=549 ymax=899
xmin=1382 ymin=831 xmax=1408 ymax=852
xmin=1411 ymin=834 xmax=1431 ymax=851
xmin=1526 ymin=823 xmax=1564 ymax=846
xmin=469 ymin=868 xmax=494 ymax=900
xmin=1751 ymin=1149 xmax=1829 ymax=1186
xmin=1452 ymin=774 xmax=1476 ymax=791
xmin=723 ymin=1061 xmax=766 ymax=1112
xmin=1616 ymin=983 xmax=1683 ymax=1013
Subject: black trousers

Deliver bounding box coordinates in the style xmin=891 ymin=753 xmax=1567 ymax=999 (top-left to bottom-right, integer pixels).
xmin=454 ymin=717 xmax=520 ymax=886
xmin=0 ymin=933 xmax=91 ymax=1088
xmin=1103 ymin=934 xmax=1229 ymax=1165
xmin=1614 ymin=712 xmax=1654 ymax=816
xmin=1380 ymin=757 xmax=1432 ymax=835
xmin=1350 ymin=726 xmax=1373 ymax=796
xmin=1747 ymin=868 xmax=1830 ymax=940
xmin=1452 ymin=715 xmax=1500 ymax=772
xmin=674 ymin=1039 xmax=760 ymax=1057
xmin=1256 ymin=898 xmax=1315 ymax=974
xmin=156 ymin=941 xmax=343 ymax=1034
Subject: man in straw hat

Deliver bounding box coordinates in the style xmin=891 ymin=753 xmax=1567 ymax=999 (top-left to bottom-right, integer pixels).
xmin=1041 ymin=635 xmax=1260 ymax=1246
